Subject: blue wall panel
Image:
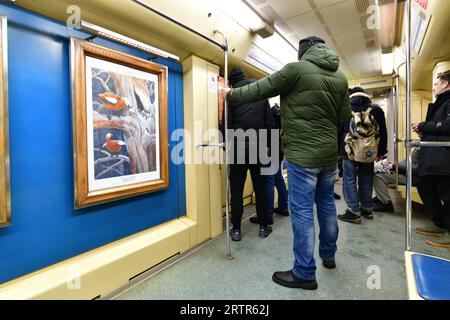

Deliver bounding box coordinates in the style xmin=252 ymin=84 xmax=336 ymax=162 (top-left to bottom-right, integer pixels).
xmin=0 ymin=4 xmax=186 ymax=284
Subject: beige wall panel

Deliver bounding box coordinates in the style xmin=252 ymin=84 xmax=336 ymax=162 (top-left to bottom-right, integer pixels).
xmin=183 ymin=56 xmax=224 ymax=242
xmin=183 ymin=57 xmax=199 ymax=245
xmin=0 ymin=219 xmax=190 ymax=299
xmin=206 ymin=64 xmax=223 ymax=238
xmin=183 ymin=56 xmax=211 ymax=245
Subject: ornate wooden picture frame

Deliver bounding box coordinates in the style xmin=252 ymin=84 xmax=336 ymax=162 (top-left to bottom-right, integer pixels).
xmin=0 ymin=15 xmax=10 ymax=227
xmin=70 ymin=38 xmax=169 ymax=208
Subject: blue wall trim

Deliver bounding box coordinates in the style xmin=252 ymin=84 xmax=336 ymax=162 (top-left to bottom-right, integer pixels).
xmin=0 ymin=4 xmax=186 ymax=284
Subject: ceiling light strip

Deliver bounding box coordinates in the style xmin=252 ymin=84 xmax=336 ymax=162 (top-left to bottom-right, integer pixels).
xmin=80 ymin=20 xmax=180 ymax=61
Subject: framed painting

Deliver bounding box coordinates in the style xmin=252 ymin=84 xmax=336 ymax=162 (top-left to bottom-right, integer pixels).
xmin=0 ymin=15 xmax=10 ymax=227
xmin=70 ymin=38 xmax=169 ymax=208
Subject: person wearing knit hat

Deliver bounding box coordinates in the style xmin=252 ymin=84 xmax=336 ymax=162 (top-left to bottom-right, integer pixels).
xmin=229 ymin=67 xmax=246 ymax=86
xmin=298 ymin=36 xmax=325 ymax=61
xmin=348 ymin=86 xmax=370 ymax=99
xmin=337 ymin=87 xmax=388 ymax=225
xmin=220 ymin=35 xmax=351 ymax=290
xmin=225 ymin=66 xmax=274 ymax=241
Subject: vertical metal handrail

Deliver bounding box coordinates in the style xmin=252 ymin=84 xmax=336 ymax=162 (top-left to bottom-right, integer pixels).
xmin=392 ymin=74 xmax=399 ymax=189
xmin=405 ymin=0 xmax=413 ymax=252
xmin=394 ymin=62 xmax=406 ymax=190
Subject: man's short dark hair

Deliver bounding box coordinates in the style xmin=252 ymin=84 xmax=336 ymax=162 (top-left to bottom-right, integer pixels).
xmin=437 ymin=70 xmax=450 ymax=84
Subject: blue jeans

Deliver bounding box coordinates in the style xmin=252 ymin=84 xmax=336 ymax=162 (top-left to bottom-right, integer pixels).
xmin=286 ymin=161 xmax=339 ymax=281
xmin=342 ymin=159 xmax=374 ymax=214
xmin=266 ymin=162 xmax=288 ymax=217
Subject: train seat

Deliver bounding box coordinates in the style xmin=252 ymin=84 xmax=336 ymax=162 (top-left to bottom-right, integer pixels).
xmin=405 ymin=252 xmax=450 ymax=300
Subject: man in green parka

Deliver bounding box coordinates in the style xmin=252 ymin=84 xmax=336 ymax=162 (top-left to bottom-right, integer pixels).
xmin=221 ymin=36 xmax=351 ymax=290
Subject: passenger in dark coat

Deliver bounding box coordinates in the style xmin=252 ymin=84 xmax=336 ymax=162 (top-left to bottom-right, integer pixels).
xmin=226 ymin=67 xmax=273 ymax=241
xmin=249 ymin=103 xmax=289 ymax=227
xmin=413 ymin=70 xmax=450 ymax=247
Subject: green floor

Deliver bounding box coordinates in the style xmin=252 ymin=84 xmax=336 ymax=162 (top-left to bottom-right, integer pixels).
xmin=114 ymin=187 xmax=450 ymax=300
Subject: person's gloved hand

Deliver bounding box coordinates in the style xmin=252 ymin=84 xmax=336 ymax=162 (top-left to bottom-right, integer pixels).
xmin=386 ymin=162 xmax=394 ymax=171
xmin=412 ymin=123 xmax=424 ymax=138
xmin=219 ymin=86 xmax=231 ymax=99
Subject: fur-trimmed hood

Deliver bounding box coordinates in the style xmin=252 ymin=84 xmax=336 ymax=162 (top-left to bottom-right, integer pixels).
xmin=349 ymin=92 xmax=371 ymax=99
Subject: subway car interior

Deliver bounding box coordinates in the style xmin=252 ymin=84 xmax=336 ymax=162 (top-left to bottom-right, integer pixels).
xmin=0 ymin=0 xmax=449 ymax=302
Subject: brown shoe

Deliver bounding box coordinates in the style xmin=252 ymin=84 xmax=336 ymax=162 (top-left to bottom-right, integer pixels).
xmin=426 ymin=233 xmax=450 ymax=248
xmin=416 ymin=225 xmax=446 ymax=237
xmin=425 ymin=240 xmax=450 ymax=249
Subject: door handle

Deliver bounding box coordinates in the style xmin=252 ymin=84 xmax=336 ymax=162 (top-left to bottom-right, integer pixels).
xmin=195 ymin=143 xmax=225 ymax=148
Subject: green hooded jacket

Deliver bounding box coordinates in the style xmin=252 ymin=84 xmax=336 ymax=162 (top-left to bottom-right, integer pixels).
xmin=228 ymin=43 xmax=351 ymax=168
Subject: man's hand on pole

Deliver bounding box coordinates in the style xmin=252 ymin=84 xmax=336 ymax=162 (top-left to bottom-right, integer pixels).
xmin=219 ymin=85 xmax=231 ymax=100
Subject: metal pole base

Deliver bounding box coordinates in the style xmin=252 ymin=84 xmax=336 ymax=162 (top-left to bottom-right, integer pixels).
xmin=224 ymin=254 xmax=234 ymax=260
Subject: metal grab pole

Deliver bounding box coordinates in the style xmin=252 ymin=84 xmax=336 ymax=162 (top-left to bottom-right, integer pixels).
xmin=214 ymin=30 xmax=233 ymax=260
xmin=405 ymin=0 xmax=413 ymax=251
xmin=394 ymin=62 xmax=406 ymax=190
xmin=392 ymin=74 xmax=399 ymax=189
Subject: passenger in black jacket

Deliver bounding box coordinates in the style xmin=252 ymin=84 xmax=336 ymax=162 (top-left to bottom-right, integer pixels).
xmin=413 ymin=70 xmax=450 ymax=247
xmin=249 ymin=103 xmax=290 ymax=226
xmin=226 ymin=67 xmax=273 ymax=241
xmin=338 ymin=87 xmax=388 ymax=224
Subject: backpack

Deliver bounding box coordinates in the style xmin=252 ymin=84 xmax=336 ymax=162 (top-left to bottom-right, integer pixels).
xmin=344 ymin=106 xmax=380 ymax=163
